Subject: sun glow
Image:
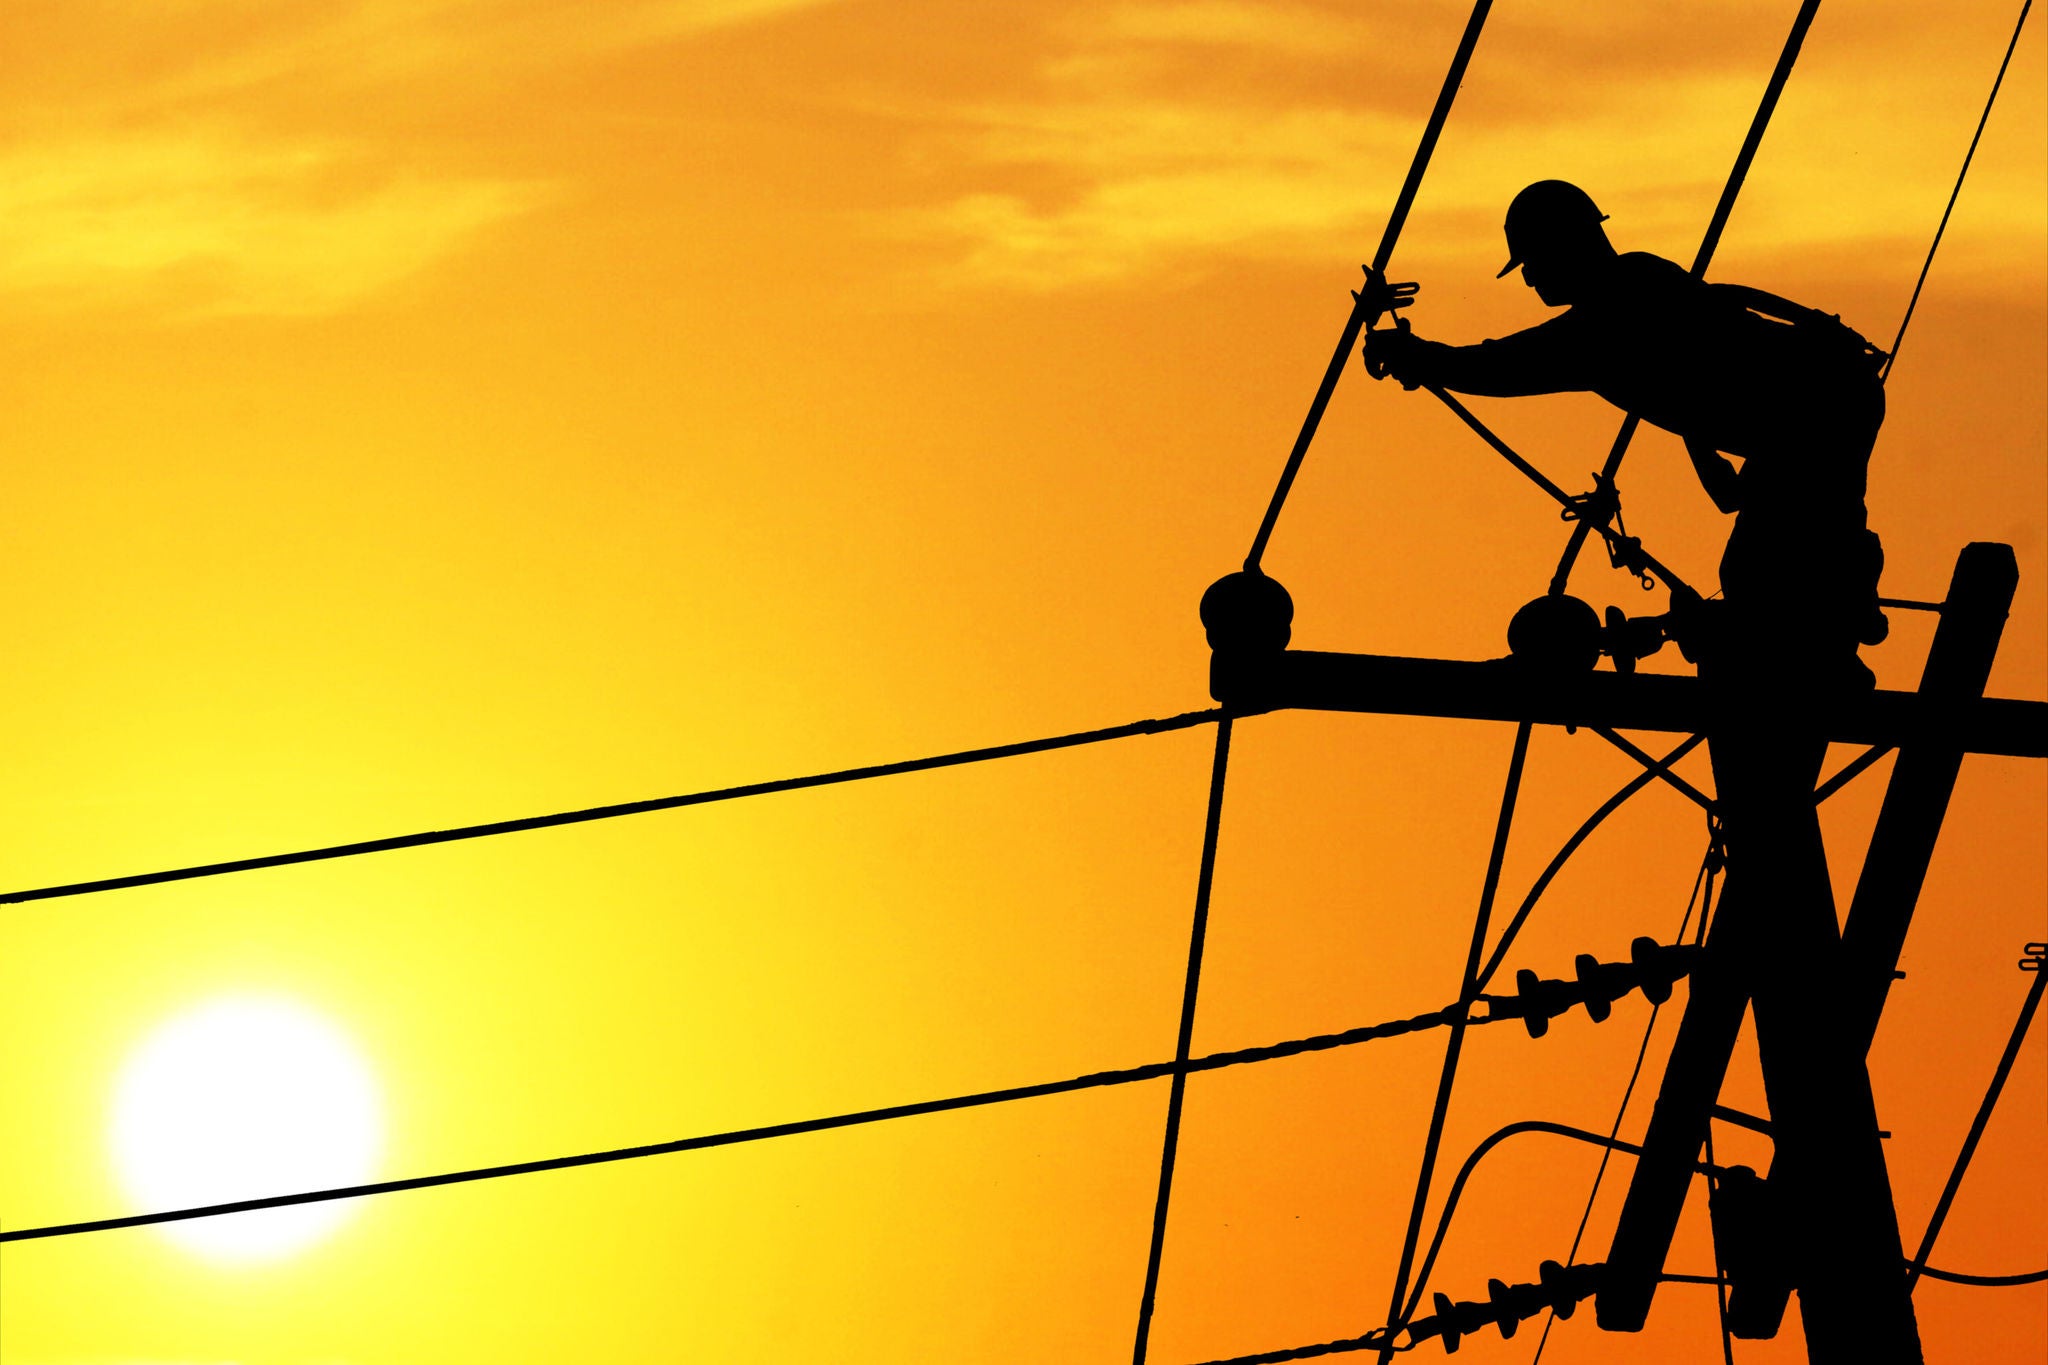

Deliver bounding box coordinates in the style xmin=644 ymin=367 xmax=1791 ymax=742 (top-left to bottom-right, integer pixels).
xmin=109 ymin=997 xmax=384 ymax=1263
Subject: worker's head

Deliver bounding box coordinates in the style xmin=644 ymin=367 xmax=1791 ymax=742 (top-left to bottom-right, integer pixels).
xmin=1498 ymin=180 xmax=1615 ymax=306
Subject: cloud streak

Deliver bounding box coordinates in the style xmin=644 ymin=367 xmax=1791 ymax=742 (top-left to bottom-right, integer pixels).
xmin=0 ymin=0 xmax=844 ymax=317
xmin=894 ymin=0 xmax=2045 ymax=291
xmin=0 ymin=134 xmax=544 ymax=317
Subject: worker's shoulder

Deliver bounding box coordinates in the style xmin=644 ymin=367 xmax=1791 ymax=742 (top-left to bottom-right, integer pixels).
xmin=1612 ymin=250 xmax=1696 ymax=292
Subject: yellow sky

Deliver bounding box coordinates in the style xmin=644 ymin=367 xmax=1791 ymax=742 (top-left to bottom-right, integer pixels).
xmin=0 ymin=2 xmax=2042 ymax=1362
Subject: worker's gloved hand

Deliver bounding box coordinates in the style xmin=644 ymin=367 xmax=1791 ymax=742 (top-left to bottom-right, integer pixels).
xmin=1358 ymin=268 xmax=1419 ymax=325
xmin=1362 ymin=326 xmax=1439 ymax=390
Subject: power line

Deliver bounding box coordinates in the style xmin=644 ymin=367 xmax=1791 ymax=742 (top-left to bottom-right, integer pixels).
xmin=1475 ymin=734 xmax=1707 ymax=993
xmin=2 ymin=946 xmax=1699 ymax=1249
xmin=1135 ymin=719 xmax=1236 ymax=1365
xmin=1916 ymin=1264 xmax=2048 ymax=1289
xmin=1881 ymin=0 xmax=2035 ymax=382
xmin=1378 ymin=722 xmax=1532 ymax=1361
xmin=1905 ymin=944 xmax=2047 ymax=1290
xmin=1190 ymin=1123 xmax=1689 ymax=1365
xmin=0 ymin=709 xmax=1222 ymax=909
xmin=0 ymin=1003 xmax=1465 ymax=1247
xmin=1244 ymin=0 xmax=1497 ymax=571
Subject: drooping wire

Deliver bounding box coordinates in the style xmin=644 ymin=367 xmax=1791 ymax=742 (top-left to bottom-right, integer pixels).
xmin=0 ymin=709 xmax=1222 ymax=909
xmin=1915 ymin=1264 xmax=2048 ymax=1288
xmin=1134 ymin=719 xmax=1236 ymax=1365
xmin=1194 ymin=1122 xmax=1719 ymax=1365
xmin=1525 ymin=846 xmax=1719 ymax=1364
xmin=1244 ymin=0 xmax=1497 ymax=571
xmin=1474 ymin=734 xmax=1706 ymax=994
xmin=1904 ymin=944 xmax=2047 ymax=1290
xmin=0 ymin=995 xmax=1477 ymax=1247
xmin=1881 ymin=0 xmax=2035 ymax=383
xmin=1376 ymin=722 xmax=1532 ymax=1361
xmin=1548 ymin=0 xmax=1823 ymax=596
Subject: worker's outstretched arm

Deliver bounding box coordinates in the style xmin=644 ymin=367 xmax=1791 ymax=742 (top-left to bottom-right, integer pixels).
xmin=1363 ymin=313 xmax=1590 ymax=397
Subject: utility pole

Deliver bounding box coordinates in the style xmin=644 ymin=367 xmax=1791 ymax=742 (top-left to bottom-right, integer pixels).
xmin=1199 ymin=542 xmax=2043 ymax=1363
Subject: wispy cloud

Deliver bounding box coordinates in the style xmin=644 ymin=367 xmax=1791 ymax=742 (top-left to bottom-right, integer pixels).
xmin=113 ymin=0 xmax=844 ymax=103
xmin=2 ymin=0 xmax=844 ymax=317
xmin=904 ymin=102 xmax=1412 ymax=289
xmin=0 ymin=134 xmax=544 ymax=317
xmin=1084 ymin=1 xmax=1372 ymax=58
xmin=892 ymin=0 xmax=2045 ymax=291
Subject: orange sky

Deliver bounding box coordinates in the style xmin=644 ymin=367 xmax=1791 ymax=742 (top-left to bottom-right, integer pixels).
xmin=0 ymin=2 xmax=2041 ymax=1362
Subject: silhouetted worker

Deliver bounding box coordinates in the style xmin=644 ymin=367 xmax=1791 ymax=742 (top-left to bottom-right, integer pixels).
xmin=1363 ymin=179 xmax=1888 ymax=690
xmin=1366 ymin=183 xmax=1927 ymax=1359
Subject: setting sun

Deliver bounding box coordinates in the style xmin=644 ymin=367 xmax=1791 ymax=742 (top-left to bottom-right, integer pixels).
xmin=108 ymin=996 xmax=382 ymax=1263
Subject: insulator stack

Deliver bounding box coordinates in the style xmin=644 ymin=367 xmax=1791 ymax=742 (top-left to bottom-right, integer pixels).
xmin=1405 ymin=1260 xmax=1604 ymax=1353
xmin=1490 ymin=939 xmax=1702 ymax=1037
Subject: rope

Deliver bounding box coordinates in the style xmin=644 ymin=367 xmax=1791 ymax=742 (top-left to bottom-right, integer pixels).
xmin=1134 ymin=719 xmax=1236 ymax=1365
xmin=1905 ymin=946 xmax=2048 ymax=1290
xmin=0 ymin=998 xmax=1471 ymax=1247
xmin=0 ymin=710 xmax=1222 ymax=909
xmin=1881 ymin=0 xmax=2035 ymax=382
xmin=1425 ymin=388 xmax=1695 ymax=598
xmin=1245 ymin=0 xmax=1497 ymax=571
xmin=1377 ymin=721 xmax=1532 ymax=1361
xmin=1548 ymin=0 xmax=1823 ymax=596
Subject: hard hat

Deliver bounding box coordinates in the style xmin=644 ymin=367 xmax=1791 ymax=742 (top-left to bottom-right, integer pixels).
xmin=1498 ymin=180 xmax=1610 ymax=278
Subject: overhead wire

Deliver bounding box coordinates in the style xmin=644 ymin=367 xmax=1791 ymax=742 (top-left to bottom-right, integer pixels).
xmin=1376 ymin=722 xmax=1532 ymax=1362
xmin=1474 ymin=734 xmax=1706 ymax=994
xmin=0 ymin=998 xmax=1476 ymax=1246
xmin=1905 ymin=944 xmax=2048 ymax=1291
xmin=1134 ymin=719 xmax=1236 ymax=1365
xmin=1881 ymin=0 xmax=2035 ymax=382
xmin=0 ymin=709 xmax=1222 ymax=909
xmin=1193 ymin=1122 xmax=1718 ymax=1365
xmin=1243 ymin=0 xmax=1497 ymax=571
xmin=1915 ymin=1264 xmax=2048 ymax=1289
